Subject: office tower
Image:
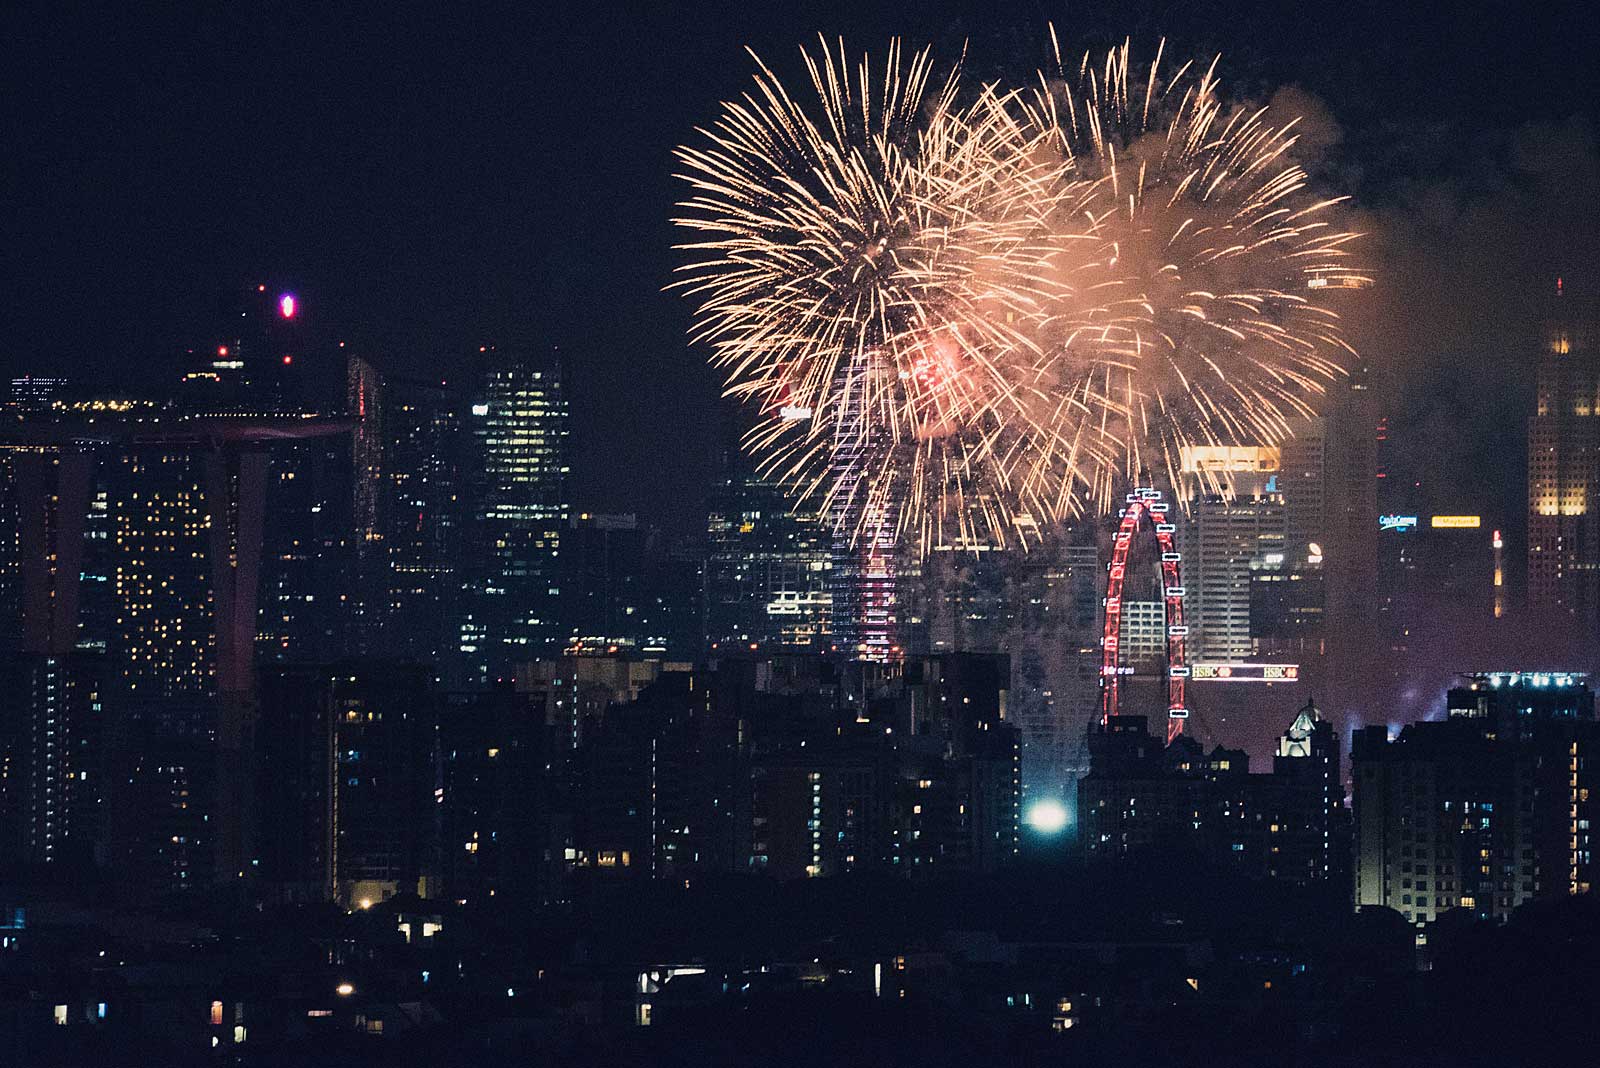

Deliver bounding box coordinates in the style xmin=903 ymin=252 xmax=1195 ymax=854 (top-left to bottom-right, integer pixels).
xmin=1256 ymin=418 xmax=1329 ymax=661
xmin=703 ymin=475 xmax=832 ymax=652
xmin=9 ymin=376 xmax=66 ymax=411
xmin=348 ymin=357 xmax=464 ymax=669
xmin=1353 ymin=672 xmax=1599 ymax=925
xmin=460 ymin=349 xmax=569 ymax=684
xmin=921 ymin=531 xmax=1102 ymax=817
xmin=384 ymin=373 xmax=463 ymax=666
xmin=255 ymin=661 xmax=439 ymax=908
xmin=1325 ymin=367 xmax=1380 ymax=701
xmin=563 ymin=513 xmax=658 ymax=652
xmin=1176 ymin=448 xmax=1287 ymax=662
xmin=1425 ymin=514 xmax=1498 ymax=616
xmin=1279 ymin=418 xmax=1327 ymax=566
xmin=923 ymin=546 xmax=1011 ymax=655
xmin=829 ymin=520 xmax=899 ymax=661
xmin=1079 ymin=701 xmax=1345 ymax=886
xmin=1528 ymin=296 xmax=1600 ymax=627
xmin=1117 ymin=597 xmax=1168 ymax=671
xmin=348 ymin=358 xmax=464 ymax=671
xmin=815 ymin=361 xmax=903 ymax=663
xmin=256 ymin=435 xmax=355 ymax=662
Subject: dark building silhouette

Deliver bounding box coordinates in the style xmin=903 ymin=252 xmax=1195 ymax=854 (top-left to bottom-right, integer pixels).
xmin=570 ymin=652 xmax=1020 ymax=881
xmin=703 ymin=474 xmax=831 ymax=653
xmin=256 ymin=661 xmax=439 ymax=908
xmin=1079 ymin=701 xmax=1346 ymax=886
xmin=562 ymin=513 xmax=696 ymax=657
xmin=347 ymin=357 xmax=465 ymax=674
xmin=1353 ymin=671 xmax=1599 ymax=925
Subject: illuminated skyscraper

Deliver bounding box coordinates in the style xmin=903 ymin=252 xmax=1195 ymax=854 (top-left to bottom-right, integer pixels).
xmin=1176 ymin=449 xmax=1288 ymax=662
xmin=348 ymin=356 xmax=386 ymax=652
xmin=461 ymin=349 xmax=569 ymax=683
xmin=1529 ymin=293 xmax=1600 ymax=627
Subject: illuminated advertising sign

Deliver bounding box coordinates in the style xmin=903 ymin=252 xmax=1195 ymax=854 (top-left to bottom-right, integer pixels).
xmin=1191 ymin=662 xmax=1300 ymax=683
xmin=1379 ymin=514 xmax=1418 ymax=532
xmin=1430 ymin=515 xmax=1482 ymax=529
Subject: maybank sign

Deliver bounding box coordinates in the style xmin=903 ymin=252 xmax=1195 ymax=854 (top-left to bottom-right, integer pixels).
xmin=1430 ymin=515 xmax=1482 ymax=529
xmin=1379 ymin=514 xmax=1418 ymax=532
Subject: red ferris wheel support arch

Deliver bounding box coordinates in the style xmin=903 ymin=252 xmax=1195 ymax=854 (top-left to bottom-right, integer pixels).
xmin=1100 ymin=486 xmax=1190 ymax=744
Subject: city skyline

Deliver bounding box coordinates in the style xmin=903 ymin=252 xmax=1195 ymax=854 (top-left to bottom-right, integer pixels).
xmin=3 ymin=2 xmax=1598 ymax=537
xmin=3 ymin=3 xmax=1600 ymax=1064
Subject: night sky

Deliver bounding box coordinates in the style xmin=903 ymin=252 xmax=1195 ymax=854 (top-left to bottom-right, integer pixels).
xmin=3 ymin=0 xmax=1598 ymax=535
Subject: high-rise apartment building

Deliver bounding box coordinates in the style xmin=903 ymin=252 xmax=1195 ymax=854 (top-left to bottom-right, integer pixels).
xmin=460 ymin=349 xmax=569 ymax=683
xmin=564 ymin=513 xmax=649 ymax=649
xmin=1352 ymin=672 xmax=1599 ymax=925
xmin=255 ymin=661 xmax=439 ymax=907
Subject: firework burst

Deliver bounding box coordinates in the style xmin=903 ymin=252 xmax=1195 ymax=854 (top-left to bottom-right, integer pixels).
xmin=673 ymin=34 xmax=1367 ymax=549
xmin=1022 ymin=33 xmax=1369 ymax=503
xmin=673 ymin=38 xmax=1114 ymax=551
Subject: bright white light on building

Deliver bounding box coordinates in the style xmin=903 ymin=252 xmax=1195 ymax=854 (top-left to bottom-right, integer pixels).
xmin=1025 ymin=798 xmax=1069 ymax=834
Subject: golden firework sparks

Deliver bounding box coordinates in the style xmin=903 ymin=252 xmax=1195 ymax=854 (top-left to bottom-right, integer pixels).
xmin=673 ymin=34 xmax=1366 ymax=552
